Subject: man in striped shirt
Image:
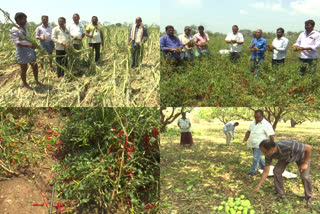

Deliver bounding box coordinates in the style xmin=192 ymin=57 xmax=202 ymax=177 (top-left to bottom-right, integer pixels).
xmin=252 ymin=139 xmax=312 ymax=206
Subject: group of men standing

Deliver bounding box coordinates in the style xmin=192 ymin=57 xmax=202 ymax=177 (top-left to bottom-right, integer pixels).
xmin=10 ymin=13 xmax=147 ymax=89
xmin=160 ymin=20 xmax=320 ymax=76
xmin=160 ymin=25 xmax=211 ymax=62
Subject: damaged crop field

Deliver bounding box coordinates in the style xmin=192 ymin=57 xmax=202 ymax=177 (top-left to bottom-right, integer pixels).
xmin=0 ymin=9 xmax=160 ymax=107
xmin=0 ymin=107 xmax=160 ymax=213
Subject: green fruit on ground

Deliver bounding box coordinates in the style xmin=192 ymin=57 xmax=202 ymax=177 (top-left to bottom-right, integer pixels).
xmin=235 ymin=201 xmax=241 ymax=206
xmin=240 ymin=195 xmax=245 ymax=199
xmin=249 ymin=210 xmax=255 ymax=214
xmin=235 ymin=197 xmax=241 ymax=201
xmin=221 ymin=201 xmax=226 ymax=205
xmin=237 ymin=211 xmax=242 ymax=214
xmin=238 ymin=206 xmax=243 ymax=211
xmin=213 ymin=206 xmax=218 ymax=210
xmin=218 ymin=206 xmax=223 ymax=211
xmin=225 ymin=206 xmax=230 ymax=212
xmin=229 ymin=202 xmax=235 ymax=207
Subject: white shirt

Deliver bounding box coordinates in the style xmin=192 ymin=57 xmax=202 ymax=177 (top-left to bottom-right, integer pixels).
xmin=222 ymin=122 xmax=235 ymax=137
xmin=178 ymin=118 xmax=191 ymax=133
xmin=293 ymin=30 xmax=320 ymax=59
xmin=248 ymin=119 xmax=275 ymax=148
xmin=67 ymin=23 xmax=85 ymax=44
xmin=272 ymin=37 xmax=289 ymax=60
xmin=178 ymin=34 xmax=194 ymax=51
xmin=51 ymin=26 xmax=71 ymax=50
xmin=225 ymin=32 xmax=244 ymax=52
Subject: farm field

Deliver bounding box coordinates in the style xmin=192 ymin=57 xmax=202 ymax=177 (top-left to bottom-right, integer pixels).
xmin=0 ymin=12 xmax=160 ymax=107
xmin=160 ymin=35 xmax=320 ymax=107
xmin=0 ymin=107 xmax=160 ymax=213
xmin=160 ymin=108 xmax=320 ymax=214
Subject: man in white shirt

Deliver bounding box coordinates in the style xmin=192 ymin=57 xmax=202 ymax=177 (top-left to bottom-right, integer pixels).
xmin=222 ymin=121 xmax=239 ymax=145
xmin=242 ymin=110 xmax=275 ymax=177
xmin=225 ymin=25 xmax=244 ymax=63
xmin=178 ymin=26 xmax=194 ymax=61
xmin=67 ymin=13 xmax=85 ymax=50
xmin=51 ymin=17 xmax=71 ymax=78
xmin=271 ymin=28 xmax=289 ymax=66
xmin=293 ymin=19 xmax=320 ymax=74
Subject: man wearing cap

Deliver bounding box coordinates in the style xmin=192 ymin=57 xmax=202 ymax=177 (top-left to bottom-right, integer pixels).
xmin=225 ymin=25 xmax=244 ymax=63
xmin=178 ymin=26 xmax=194 ymax=61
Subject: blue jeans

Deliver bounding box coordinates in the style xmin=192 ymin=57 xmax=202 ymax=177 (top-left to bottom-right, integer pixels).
xmin=251 ymin=59 xmax=264 ymax=77
xmin=181 ymin=50 xmax=194 ymax=61
xmin=249 ymin=148 xmax=265 ymax=175
xmin=195 ymin=48 xmax=211 ymax=57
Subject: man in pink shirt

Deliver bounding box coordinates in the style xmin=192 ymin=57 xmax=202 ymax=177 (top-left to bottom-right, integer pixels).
xmin=293 ymin=20 xmax=320 ymax=74
xmin=194 ymin=26 xmax=211 ymax=57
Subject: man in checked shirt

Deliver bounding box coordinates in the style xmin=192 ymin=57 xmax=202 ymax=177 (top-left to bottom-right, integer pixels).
xmin=252 ymin=139 xmax=313 ymax=206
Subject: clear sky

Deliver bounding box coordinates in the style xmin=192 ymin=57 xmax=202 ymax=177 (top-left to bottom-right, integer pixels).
xmin=161 ymin=0 xmax=320 ymax=34
xmin=0 ymin=0 xmax=160 ymax=25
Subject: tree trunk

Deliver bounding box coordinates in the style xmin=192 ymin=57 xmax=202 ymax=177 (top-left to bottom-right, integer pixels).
xmin=290 ymin=119 xmax=297 ymax=128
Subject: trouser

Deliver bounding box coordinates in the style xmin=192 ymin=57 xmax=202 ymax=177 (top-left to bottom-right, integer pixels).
xmin=273 ymin=159 xmax=312 ymax=199
xmin=250 ymin=59 xmax=264 ymax=77
xmin=272 ymin=58 xmax=285 ymax=66
xmin=229 ymin=52 xmax=240 ymax=63
xmin=181 ymin=50 xmax=194 ymax=61
xmin=131 ymin=45 xmax=142 ymax=68
xmin=224 ymin=131 xmax=232 ymax=145
xmin=73 ymin=44 xmax=81 ymax=50
xmin=56 ymin=50 xmax=67 ymax=78
xmin=299 ymin=58 xmax=316 ymax=74
xmin=249 ymin=148 xmax=265 ymax=175
xmin=89 ymin=43 xmax=101 ymax=62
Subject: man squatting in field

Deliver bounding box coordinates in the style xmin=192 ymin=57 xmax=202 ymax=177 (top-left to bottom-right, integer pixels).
xmin=9 ymin=12 xmax=43 ymax=90
xmin=128 ymin=17 xmax=148 ymax=69
xmin=86 ymin=16 xmax=104 ymax=62
xmin=35 ymin=15 xmax=54 ymax=71
xmin=243 ymin=110 xmax=275 ymax=178
xmin=160 ymin=25 xmax=183 ymax=63
xmin=293 ymin=19 xmax=320 ymax=75
xmin=252 ymin=139 xmax=313 ymax=206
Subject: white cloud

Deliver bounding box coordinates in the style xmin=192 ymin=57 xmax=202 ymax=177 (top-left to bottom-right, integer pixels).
xmin=176 ymin=0 xmax=202 ymax=7
xmin=250 ymin=0 xmax=284 ymax=12
xmin=252 ymin=2 xmax=265 ymax=9
xmin=290 ymin=0 xmax=320 ymax=16
xmin=240 ymin=9 xmax=248 ymax=15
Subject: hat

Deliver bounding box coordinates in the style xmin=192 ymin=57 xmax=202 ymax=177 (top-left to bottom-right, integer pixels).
xmin=184 ymin=26 xmax=191 ymax=30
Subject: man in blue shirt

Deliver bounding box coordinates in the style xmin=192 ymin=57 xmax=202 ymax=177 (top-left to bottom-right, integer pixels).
xmin=128 ymin=17 xmax=148 ymax=69
xmin=250 ymin=29 xmax=267 ymax=77
xmin=160 ymin=25 xmax=183 ymax=62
